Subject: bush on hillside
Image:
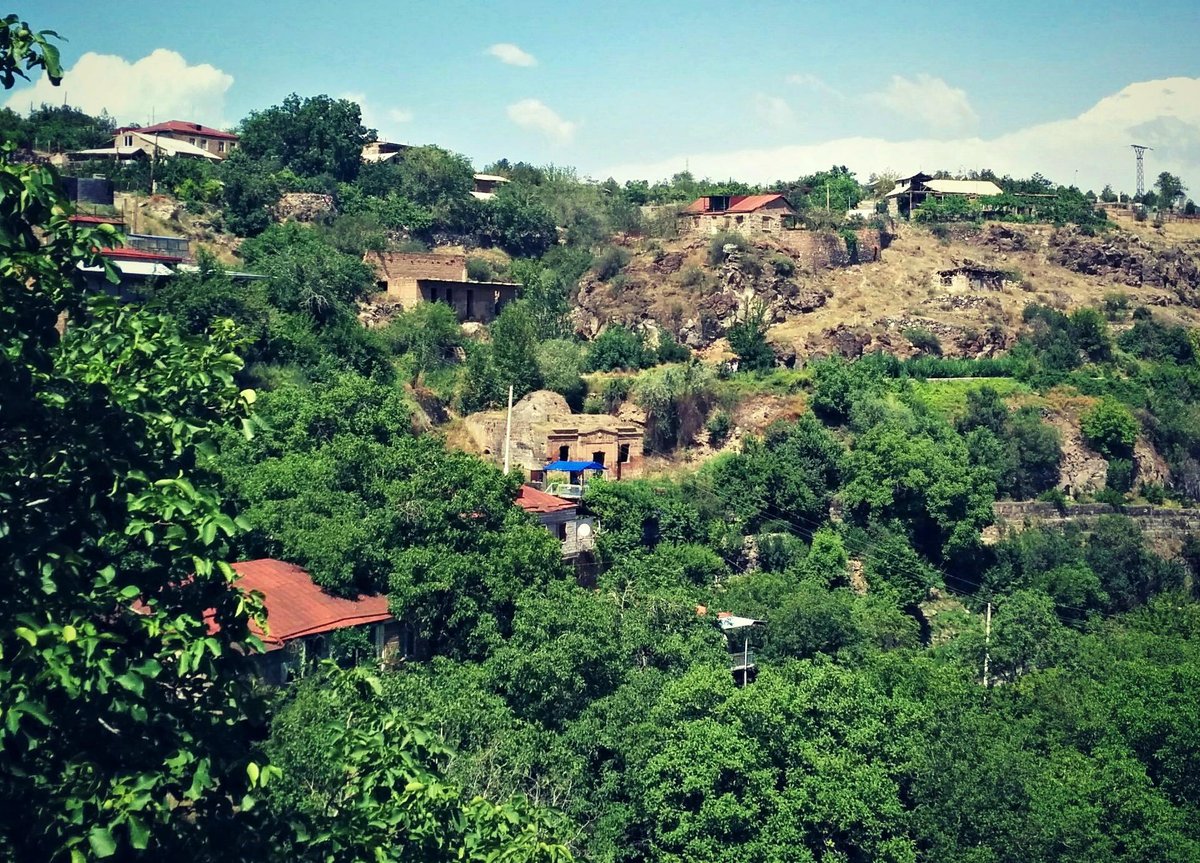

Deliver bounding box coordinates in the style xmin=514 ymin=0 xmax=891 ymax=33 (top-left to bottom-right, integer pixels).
xmin=594 ymin=246 xmax=630 ymax=281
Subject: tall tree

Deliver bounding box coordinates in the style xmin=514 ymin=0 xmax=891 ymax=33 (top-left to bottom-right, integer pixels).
xmin=238 ymin=93 xmax=372 ymax=182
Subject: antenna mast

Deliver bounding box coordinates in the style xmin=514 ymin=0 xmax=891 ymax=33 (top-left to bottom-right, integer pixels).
xmin=1130 ymin=144 xmax=1152 ymax=198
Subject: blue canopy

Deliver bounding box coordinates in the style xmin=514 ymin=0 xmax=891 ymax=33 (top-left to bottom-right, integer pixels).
xmin=543 ymin=460 xmax=606 ymax=472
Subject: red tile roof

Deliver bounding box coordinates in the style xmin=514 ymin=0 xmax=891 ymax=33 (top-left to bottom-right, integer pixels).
xmin=115 ymin=120 xmax=239 ymax=141
xmin=224 ymin=559 xmax=392 ymax=650
xmin=681 ymin=193 xmax=792 ymax=215
xmin=515 ymin=485 xmax=576 ymax=515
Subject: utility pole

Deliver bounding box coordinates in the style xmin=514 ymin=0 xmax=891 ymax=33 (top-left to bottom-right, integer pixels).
xmin=1131 ymin=144 xmax=1152 ymax=198
xmin=502 ymin=385 xmax=514 ymax=475
xmin=825 ymin=183 xmax=830 ymax=212
xmin=982 ymin=601 xmax=992 ymax=687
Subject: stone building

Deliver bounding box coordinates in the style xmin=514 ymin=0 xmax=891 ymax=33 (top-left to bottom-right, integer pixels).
xmin=885 ymin=173 xmax=1003 ymax=218
xmin=464 ymin=390 xmax=644 ymax=481
xmin=364 ymin=251 xmax=520 ymax=323
xmin=679 ymin=193 xmax=798 ymax=236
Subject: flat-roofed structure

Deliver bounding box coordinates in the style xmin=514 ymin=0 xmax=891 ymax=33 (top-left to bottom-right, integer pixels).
xmin=364 ymin=251 xmax=520 ymax=323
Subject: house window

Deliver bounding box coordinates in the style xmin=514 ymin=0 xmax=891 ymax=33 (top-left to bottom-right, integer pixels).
xmin=557 ymin=522 xmax=568 ymax=541
xmin=429 ymin=287 xmax=438 ymax=302
xmin=618 ymin=444 xmax=631 ymax=464
xmin=123 ymin=135 xmax=133 ymax=147
xmin=466 ymin=289 xmax=474 ymax=317
xmin=188 ymin=137 xmax=196 ymax=146
xmin=592 ymin=451 xmax=606 ymax=466
xmin=558 ymin=444 xmax=571 ymax=461
xmin=217 ymin=141 xmax=226 ymax=153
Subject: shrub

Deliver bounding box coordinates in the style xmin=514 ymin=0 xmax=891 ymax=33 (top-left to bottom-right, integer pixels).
xmin=655 ymin=329 xmax=691 ymax=364
xmin=602 ymin=377 xmax=631 ymax=413
xmin=1103 ymin=291 xmax=1131 ymax=320
xmin=465 ymin=256 xmax=494 ymax=281
xmin=582 ymin=394 xmax=604 ymax=414
xmin=707 ymin=230 xmax=747 ymax=266
xmin=706 ymin=410 xmax=733 ymax=447
xmin=1081 ymin=397 xmax=1138 ymax=458
xmin=594 ymin=246 xmax=629 ymax=281
xmin=904 ymin=327 xmax=942 ymax=356
xmin=726 ymin=300 xmax=775 ymax=372
xmin=678 ymin=264 xmax=704 ymax=289
xmin=635 ymin=361 xmax=717 ymax=452
xmin=1105 ymin=457 xmax=1135 ymax=494
xmin=586 ymin=325 xmax=650 ymax=371
xmin=769 ymin=253 xmax=796 ymax=278
xmin=1141 ymin=482 xmax=1166 ymax=505
xmin=1037 ymin=487 xmax=1069 ymax=512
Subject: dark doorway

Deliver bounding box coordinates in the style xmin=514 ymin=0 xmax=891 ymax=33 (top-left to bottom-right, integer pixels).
xmin=558 ymin=444 xmax=571 ymax=461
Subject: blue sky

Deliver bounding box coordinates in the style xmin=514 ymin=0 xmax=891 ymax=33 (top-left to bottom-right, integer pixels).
xmin=17 ymin=0 xmax=1200 ymax=192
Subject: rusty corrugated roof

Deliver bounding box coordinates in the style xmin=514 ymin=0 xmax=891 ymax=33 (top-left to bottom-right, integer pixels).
xmin=681 ymin=193 xmax=792 ymax=215
xmin=226 ymin=559 xmax=392 ymax=649
xmin=515 ymin=485 xmax=576 ymax=514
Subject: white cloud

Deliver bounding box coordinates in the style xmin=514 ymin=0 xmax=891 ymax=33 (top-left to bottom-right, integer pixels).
xmin=5 ymin=48 xmax=232 ymax=126
xmin=600 ymin=77 xmax=1200 ymax=195
xmin=341 ymin=91 xmax=413 ymax=140
xmin=786 ymin=73 xmax=844 ymax=99
xmin=487 ymin=43 xmax=537 ymax=67
xmin=865 ymin=73 xmax=979 ymax=135
xmin=754 ymin=94 xmax=794 ymax=129
xmin=506 ymin=98 xmax=577 ymax=143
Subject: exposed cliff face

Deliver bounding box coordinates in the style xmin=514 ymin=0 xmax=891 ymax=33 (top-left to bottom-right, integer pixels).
xmin=571 ymin=228 xmax=888 ymax=351
xmin=571 ymin=219 xmax=1200 ymax=365
xmin=1048 ymin=226 xmax=1200 ymax=303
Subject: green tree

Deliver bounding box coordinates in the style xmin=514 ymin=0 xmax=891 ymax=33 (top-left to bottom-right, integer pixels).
xmin=726 ymin=300 xmax=775 ymax=372
xmin=218 ymin=149 xmax=283 ymax=236
xmin=585 ymin=324 xmax=650 ymax=371
xmin=1155 ymin=172 xmax=1187 ymax=211
xmin=536 ymin=339 xmax=586 ymax=409
xmin=382 ymin=301 xmax=462 ymax=379
xmin=0 ymin=138 xmax=269 ymax=860
xmin=1081 ymin=397 xmax=1138 ymax=459
xmin=238 ymin=93 xmax=372 ymax=182
xmin=635 ymin=360 xmax=717 ymax=452
xmin=491 ymin=300 xmax=544 ymax=398
xmin=266 ymin=667 xmax=570 ymax=862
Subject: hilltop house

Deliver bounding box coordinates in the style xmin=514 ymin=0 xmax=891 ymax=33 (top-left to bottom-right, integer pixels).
xmin=223 ymin=559 xmax=406 ymax=685
xmin=364 ymin=251 xmax=520 ymax=323
xmin=885 ymin=172 xmax=1003 ymax=218
xmin=68 ymin=121 xmax=238 ymax=163
xmin=680 ymin=193 xmax=798 ymax=236
xmin=471 ymin=173 xmax=510 ymax=201
xmin=465 ymin=390 xmax=644 ymax=487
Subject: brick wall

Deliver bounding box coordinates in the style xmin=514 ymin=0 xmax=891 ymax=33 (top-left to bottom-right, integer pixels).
xmin=367 ymin=252 xmax=467 ymax=283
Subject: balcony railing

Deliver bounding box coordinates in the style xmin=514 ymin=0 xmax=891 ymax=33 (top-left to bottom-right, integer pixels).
xmin=729 ymin=648 xmax=756 ymax=671
xmin=546 ymin=482 xmax=584 ymax=500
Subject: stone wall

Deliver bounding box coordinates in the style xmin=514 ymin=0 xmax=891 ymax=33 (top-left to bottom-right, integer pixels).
xmin=989 ymin=500 xmax=1200 ymax=557
xmin=774 ymin=227 xmax=890 ymax=270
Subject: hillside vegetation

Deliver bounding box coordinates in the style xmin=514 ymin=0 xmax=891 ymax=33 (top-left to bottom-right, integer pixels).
xmin=6 ymin=16 xmax=1200 ymax=863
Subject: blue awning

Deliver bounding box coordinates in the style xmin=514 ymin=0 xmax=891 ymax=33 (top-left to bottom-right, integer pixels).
xmin=543 ymin=460 xmax=606 ymax=472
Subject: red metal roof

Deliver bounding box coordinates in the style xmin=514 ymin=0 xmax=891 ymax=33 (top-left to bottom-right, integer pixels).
xmin=225 ymin=559 xmax=392 ymax=650
xmin=681 ymin=193 xmax=792 ymax=215
xmin=69 ymin=214 xmax=125 ymax=225
xmin=115 ymin=120 xmax=239 ymax=141
xmin=515 ymin=485 xmax=576 ymax=515
xmin=99 ymin=247 xmax=185 ymax=264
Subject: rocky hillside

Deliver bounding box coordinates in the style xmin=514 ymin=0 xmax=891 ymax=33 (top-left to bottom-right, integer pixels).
xmin=571 ymin=217 xmax=1200 ymax=362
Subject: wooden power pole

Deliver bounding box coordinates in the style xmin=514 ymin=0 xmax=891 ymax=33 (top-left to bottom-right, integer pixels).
xmin=982 ymin=601 xmax=992 ymax=687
